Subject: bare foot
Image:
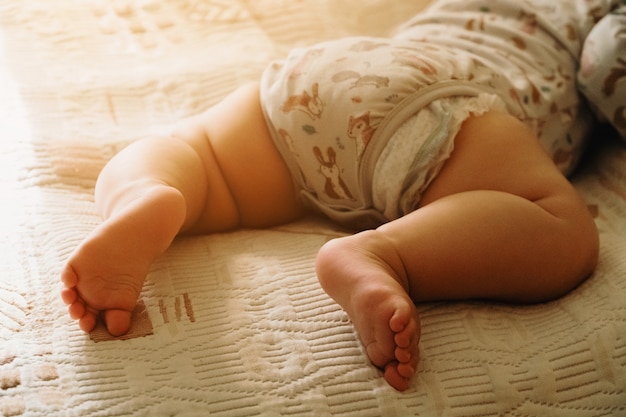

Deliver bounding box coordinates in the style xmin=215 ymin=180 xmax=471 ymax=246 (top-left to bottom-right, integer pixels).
xmin=315 ymin=231 xmax=420 ymax=391
xmin=61 ymin=186 xmax=185 ymax=336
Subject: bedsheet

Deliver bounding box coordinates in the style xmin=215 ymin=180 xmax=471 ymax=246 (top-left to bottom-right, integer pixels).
xmin=0 ymin=1 xmax=625 ymax=416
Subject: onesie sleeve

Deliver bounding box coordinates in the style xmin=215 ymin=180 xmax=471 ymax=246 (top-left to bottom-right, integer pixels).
xmin=577 ymin=6 xmax=626 ymax=141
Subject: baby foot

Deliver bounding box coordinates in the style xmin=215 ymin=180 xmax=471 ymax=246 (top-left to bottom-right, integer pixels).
xmin=61 ymin=187 xmax=185 ymax=336
xmin=60 ymin=223 xmax=150 ymax=336
xmin=315 ymin=232 xmax=420 ymax=391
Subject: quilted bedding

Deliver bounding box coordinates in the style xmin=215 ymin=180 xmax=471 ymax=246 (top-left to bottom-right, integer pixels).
xmin=0 ymin=1 xmax=625 ymax=416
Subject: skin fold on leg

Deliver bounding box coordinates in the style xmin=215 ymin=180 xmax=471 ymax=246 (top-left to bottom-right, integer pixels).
xmin=61 ymin=83 xmax=305 ymax=336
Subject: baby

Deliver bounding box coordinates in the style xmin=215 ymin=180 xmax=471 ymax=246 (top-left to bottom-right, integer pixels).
xmin=61 ymin=0 xmax=623 ymax=391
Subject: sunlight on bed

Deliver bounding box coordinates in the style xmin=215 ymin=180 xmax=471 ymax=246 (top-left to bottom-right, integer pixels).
xmin=0 ymin=2 xmax=625 ymax=415
xmin=0 ymin=31 xmax=36 ymax=227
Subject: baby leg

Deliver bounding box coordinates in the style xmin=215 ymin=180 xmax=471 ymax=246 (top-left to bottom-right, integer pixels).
xmin=61 ymin=134 xmax=214 ymax=336
xmin=316 ymin=111 xmax=598 ymax=391
xmin=62 ymin=83 xmax=304 ymax=336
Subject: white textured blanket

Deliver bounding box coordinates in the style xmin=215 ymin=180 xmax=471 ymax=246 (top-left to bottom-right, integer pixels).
xmin=1 ymin=1 xmax=625 ymax=416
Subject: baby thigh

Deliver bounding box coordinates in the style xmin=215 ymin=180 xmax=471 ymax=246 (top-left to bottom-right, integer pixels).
xmin=187 ymin=83 xmax=305 ymax=231
xmin=376 ymin=111 xmax=598 ymax=304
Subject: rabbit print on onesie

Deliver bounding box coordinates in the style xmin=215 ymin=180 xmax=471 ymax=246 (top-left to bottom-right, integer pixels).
xmin=260 ymin=1 xmax=596 ymax=230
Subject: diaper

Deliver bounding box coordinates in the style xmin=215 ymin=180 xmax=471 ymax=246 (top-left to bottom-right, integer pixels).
xmin=372 ymin=94 xmax=507 ymax=221
xmin=260 ymin=36 xmax=499 ymax=229
xmin=259 ymin=0 xmax=594 ymax=228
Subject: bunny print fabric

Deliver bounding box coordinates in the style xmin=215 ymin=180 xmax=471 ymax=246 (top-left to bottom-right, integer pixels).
xmin=578 ymin=5 xmax=626 ymax=140
xmin=260 ymin=0 xmax=618 ymax=228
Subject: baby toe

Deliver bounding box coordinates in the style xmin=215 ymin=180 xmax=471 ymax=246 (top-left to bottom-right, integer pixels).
xmin=61 ymin=287 xmax=78 ymax=305
xmin=395 ymin=345 xmax=412 ymax=363
xmin=104 ymin=309 xmax=132 ymax=337
xmin=397 ymin=361 xmax=416 ymax=379
xmin=388 ymin=303 xmax=411 ymax=333
xmin=67 ymin=300 xmax=86 ymax=320
xmin=78 ymin=312 xmax=98 ymax=333
xmin=384 ymin=362 xmax=411 ymax=391
xmin=61 ymin=265 xmax=78 ymax=287
xmin=394 ymin=317 xmax=419 ymax=348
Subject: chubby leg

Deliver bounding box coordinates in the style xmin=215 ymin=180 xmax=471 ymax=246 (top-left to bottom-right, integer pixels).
xmin=61 ymin=183 xmax=188 ymax=336
xmin=316 ymin=111 xmax=599 ymax=391
xmin=61 ymin=83 xmax=304 ymax=335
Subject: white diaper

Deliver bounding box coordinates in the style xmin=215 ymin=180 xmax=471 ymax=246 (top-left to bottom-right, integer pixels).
xmin=373 ymin=94 xmax=507 ymax=220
